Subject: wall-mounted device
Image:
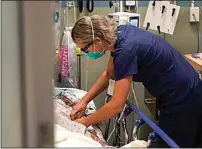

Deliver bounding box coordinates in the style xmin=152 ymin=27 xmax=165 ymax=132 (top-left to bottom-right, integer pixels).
xmin=143 ymin=1 xmax=180 ymax=35
xmin=125 ymin=1 xmax=136 ymax=6
xmin=108 ymin=12 xmax=140 ymax=27
xmin=189 ymin=7 xmax=200 ymax=22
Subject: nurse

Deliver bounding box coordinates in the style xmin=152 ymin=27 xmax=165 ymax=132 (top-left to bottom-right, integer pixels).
xmin=70 ymin=15 xmax=202 ymax=147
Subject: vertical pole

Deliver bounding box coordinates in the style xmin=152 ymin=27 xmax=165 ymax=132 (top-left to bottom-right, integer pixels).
xmin=77 ymin=55 xmax=81 ymax=89
xmin=119 ymin=0 xmax=123 ymax=12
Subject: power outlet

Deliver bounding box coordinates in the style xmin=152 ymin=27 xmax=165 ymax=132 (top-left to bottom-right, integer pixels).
xmin=190 ymin=7 xmax=199 ymax=22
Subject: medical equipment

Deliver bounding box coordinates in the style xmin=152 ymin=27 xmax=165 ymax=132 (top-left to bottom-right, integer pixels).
xmin=54 ymin=87 xmax=179 ymax=147
xmin=125 ymin=1 xmax=136 ymax=6
xmin=143 ymin=1 xmax=180 ymax=35
xmin=104 ymin=80 xmax=140 ymax=145
xmin=109 ymin=1 xmax=119 ymax=13
xmin=108 ymin=12 xmax=140 ymax=27
xmin=53 ymin=1 xmax=61 ymax=52
xmin=87 ymin=0 xmax=94 ymax=13
xmin=127 ymin=102 xmax=180 ymax=148
xmin=58 ymin=27 xmax=77 ymax=88
xmin=54 ymin=1 xmax=78 ymax=88
xmin=103 ymin=90 xmax=179 ymax=147
xmin=78 ymin=0 xmax=83 ymax=13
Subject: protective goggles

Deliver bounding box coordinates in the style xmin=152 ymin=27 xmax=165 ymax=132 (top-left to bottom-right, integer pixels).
xmin=80 ymin=41 xmax=93 ymax=53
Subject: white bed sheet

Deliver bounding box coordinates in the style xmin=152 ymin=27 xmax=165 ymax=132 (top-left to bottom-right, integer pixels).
xmin=54 ymin=124 xmax=102 ymax=147
xmin=54 ymin=88 xmax=106 ymax=146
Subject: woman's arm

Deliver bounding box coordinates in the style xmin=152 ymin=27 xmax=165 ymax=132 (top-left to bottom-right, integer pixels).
xmin=76 ymin=76 xmax=133 ymax=127
xmin=81 ymin=56 xmax=115 ymax=104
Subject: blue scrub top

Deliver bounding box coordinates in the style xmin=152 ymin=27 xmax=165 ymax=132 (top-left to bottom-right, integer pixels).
xmin=111 ymin=24 xmax=201 ymax=108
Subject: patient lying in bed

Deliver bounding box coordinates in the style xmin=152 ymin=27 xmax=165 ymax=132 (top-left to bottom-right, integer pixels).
xmin=54 ymin=88 xmax=106 ymax=146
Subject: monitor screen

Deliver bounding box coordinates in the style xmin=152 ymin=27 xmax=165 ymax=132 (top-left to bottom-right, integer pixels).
xmin=130 ymin=17 xmax=139 ymax=27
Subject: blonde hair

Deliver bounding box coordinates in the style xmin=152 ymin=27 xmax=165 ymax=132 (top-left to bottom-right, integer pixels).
xmin=71 ymin=14 xmax=117 ymax=48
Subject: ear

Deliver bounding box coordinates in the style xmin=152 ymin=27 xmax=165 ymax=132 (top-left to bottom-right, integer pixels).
xmin=94 ymin=37 xmax=103 ymax=45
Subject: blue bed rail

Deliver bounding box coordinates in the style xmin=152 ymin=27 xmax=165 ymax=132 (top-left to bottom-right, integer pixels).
xmin=127 ymin=103 xmax=180 ymax=148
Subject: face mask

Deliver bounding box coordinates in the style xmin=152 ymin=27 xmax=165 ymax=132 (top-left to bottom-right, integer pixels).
xmin=87 ymin=50 xmax=105 ymax=59
xmin=87 ymin=17 xmax=105 ymax=60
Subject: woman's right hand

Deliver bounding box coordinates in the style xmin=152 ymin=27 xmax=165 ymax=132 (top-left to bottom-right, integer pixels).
xmin=70 ymin=101 xmax=87 ymax=120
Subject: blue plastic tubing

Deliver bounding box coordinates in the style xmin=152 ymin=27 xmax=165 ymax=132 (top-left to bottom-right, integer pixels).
xmin=127 ymin=103 xmax=180 ymax=148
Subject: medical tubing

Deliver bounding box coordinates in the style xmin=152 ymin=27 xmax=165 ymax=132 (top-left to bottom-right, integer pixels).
xmin=193 ymin=14 xmax=200 ymax=53
xmin=132 ymin=119 xmax=144 ymax=140
xmin=131 ymin=83 xmax=139 ymax=109
xmin=104 ymin=118 xmax=111 ymax=141
xmin=113 ymin=114 xmax=121 ymax=146
xmin=131 ymin=83 xmax=141 ymax=138
xmin=107 ymin=117 xmax=117 ymax=142
xmin=85 ymin=56 xmax=89 ymax=91
xmin=104 ymin=94 xmax=112 ymax=140
xmin=132 ymin=126 xmax=138 ymax=140
xmin=122 ymin=118 xmax=129 ymax=144
xmin=117 ymin=105 xmax=126 ymax=123
xmin=127 ymin=103 xmax=180 ymax=148
xmin=72 ymin=1 xmax=76 ymax=22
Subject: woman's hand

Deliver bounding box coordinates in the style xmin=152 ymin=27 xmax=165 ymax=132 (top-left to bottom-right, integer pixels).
xmin=70 ymin=101 xmax=87 ymax=120
xmin=75 ymin=117 xmax=87 ymax=126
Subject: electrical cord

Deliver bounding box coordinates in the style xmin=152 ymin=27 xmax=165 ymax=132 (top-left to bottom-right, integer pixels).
xmin=131 ymin=82 xmax=142 ymax=140
xmin=193 ymin=14 xmax=200 ymax=53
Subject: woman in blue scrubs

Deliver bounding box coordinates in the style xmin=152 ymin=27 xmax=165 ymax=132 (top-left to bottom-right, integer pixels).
xmin=70 ymin=15 xmax=202 ymax=147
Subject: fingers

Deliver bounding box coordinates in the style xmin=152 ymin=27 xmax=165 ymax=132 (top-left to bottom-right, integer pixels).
xmin=77 ymin=111 xmax=84 ymax=119
xmin=70 ymin=107 xmax=78 ymax=120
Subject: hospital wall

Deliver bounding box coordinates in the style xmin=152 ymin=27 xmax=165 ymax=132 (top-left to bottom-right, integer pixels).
xmin=60 ymin=1 xmax=202 ymax=143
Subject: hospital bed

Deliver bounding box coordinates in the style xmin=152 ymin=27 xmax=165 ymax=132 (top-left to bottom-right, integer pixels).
xmin=53 ymin=87 xmax=179 ymax=148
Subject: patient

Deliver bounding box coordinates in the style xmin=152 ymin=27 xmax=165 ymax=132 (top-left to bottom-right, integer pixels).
xmin=54 ymin=88 xmax=105 ymax=146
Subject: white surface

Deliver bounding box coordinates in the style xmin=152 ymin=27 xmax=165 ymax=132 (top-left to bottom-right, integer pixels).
xmin=55 ymin=128 xmax=102 ymax=147
xmin=107 ymin=79 xmax=115 ymax=96
xmin=189 ymin=7 xmax=199 ymax=22
xmin=143 ymin=1 xmax=180 ymax=35
xmin=54 ymin=124 xmax=68 ymax=143
xmin=123 ymin=140 xmax=148 ymax=147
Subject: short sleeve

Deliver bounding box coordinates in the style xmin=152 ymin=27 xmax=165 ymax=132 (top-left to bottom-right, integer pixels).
xmin=113 ymin=50 xmax=138 ymax=81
